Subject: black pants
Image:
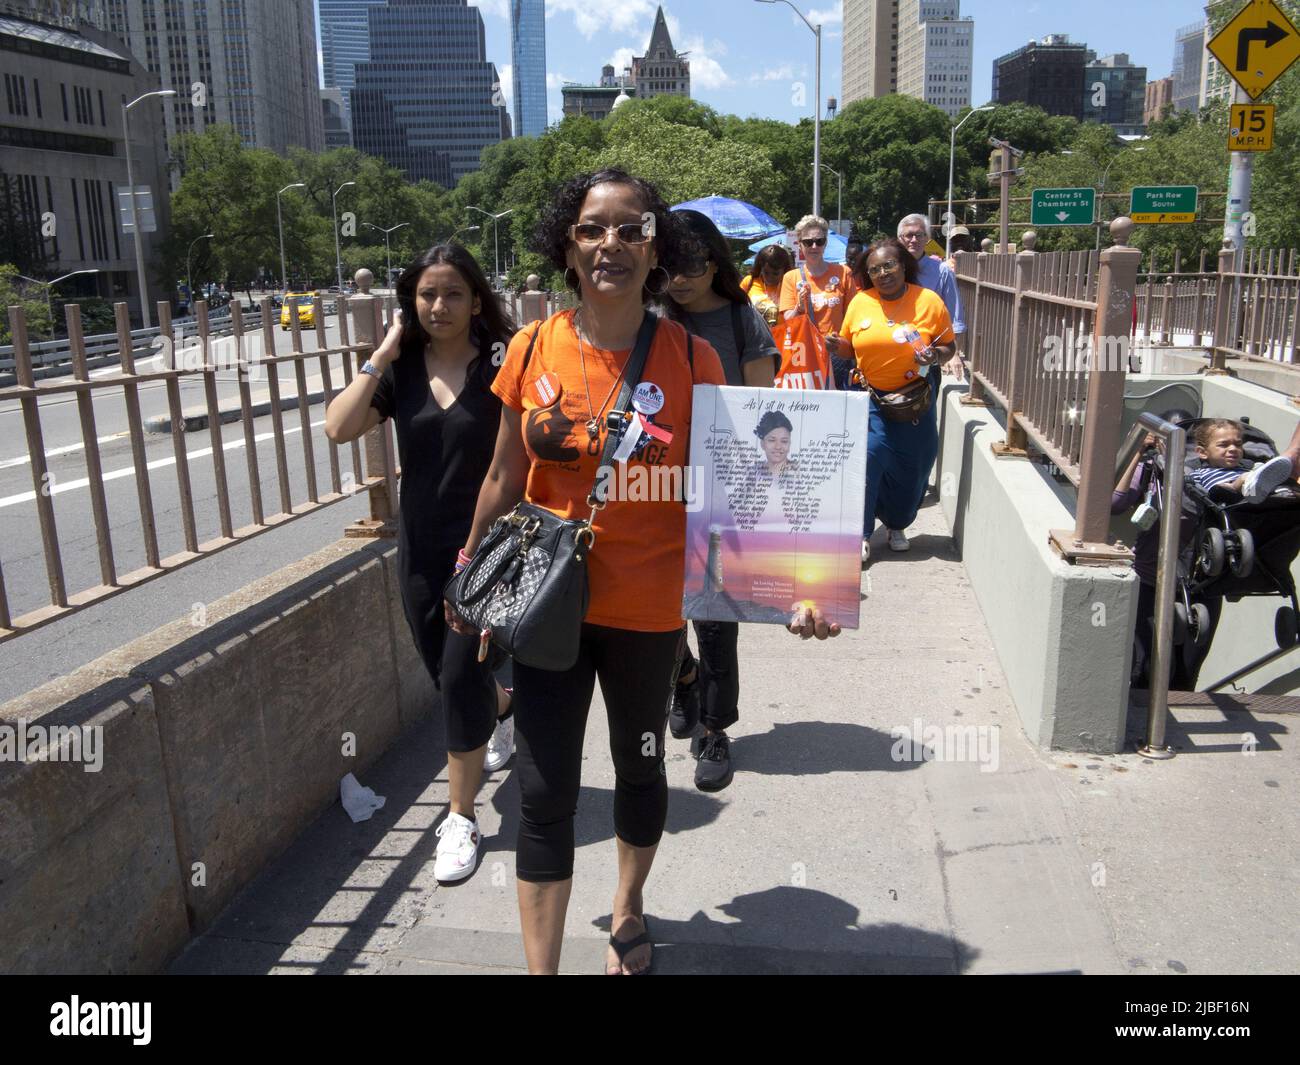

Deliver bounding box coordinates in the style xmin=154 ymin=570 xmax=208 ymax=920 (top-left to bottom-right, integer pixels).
xmin=512 ymin=624 xmax=681 ymax=883
xmin=1131 ymin=581 xmax=1223 ymax=692
xmin=676 ymin=621 xmax=740 ymax=732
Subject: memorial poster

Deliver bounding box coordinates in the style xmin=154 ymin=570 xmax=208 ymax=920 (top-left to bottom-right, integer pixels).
xmin=683 ymin=385 xmax=869 ymax=629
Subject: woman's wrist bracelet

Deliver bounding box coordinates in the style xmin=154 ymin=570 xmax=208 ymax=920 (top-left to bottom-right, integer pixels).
xmin=454 ymin=548 xmax=474 ymax=573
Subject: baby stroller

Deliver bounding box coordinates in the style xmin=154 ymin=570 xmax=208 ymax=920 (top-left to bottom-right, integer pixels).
xmin=1150 ymin=417 xmax=1300 ymax=652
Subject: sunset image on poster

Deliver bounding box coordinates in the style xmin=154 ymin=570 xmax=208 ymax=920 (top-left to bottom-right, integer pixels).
xmin=683 ymin=385 xmax=869 ymax=629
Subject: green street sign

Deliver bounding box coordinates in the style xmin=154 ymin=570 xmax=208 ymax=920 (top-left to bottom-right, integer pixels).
xmin=1130 ymin=185 xmax=1198 ymax=224
xmin=1030 ymin=187 xmax=1096 ymax=226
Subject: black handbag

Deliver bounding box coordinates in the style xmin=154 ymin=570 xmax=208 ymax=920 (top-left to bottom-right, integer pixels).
xmin=868 ymin=373 xmax=934 ymax=424
xmin=444 ymin=313 xmax=659 ymax=671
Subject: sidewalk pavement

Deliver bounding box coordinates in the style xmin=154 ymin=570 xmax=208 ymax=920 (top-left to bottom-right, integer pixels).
xmin=169 ymin=495 xmax=1297 ymax=975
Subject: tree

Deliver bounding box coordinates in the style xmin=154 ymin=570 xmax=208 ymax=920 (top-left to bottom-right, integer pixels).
xmin=0 ymin=263 xmax=53 ymax=343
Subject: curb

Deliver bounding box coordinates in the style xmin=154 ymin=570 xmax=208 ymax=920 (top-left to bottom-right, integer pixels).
xmin=145 ymin=390 xmax=327 ymax=434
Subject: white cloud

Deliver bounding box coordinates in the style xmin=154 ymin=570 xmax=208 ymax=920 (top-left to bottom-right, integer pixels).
xmin=546 ymin=71 xmax=574 ymax=89
xmin=808 ymin=1 xmax=843 ymax=25
xmin=468 ymin=0 xmax=509 ymax=19
xmin=499 ymin=63 xmax=513 ymax=104
xmin=547 ymin=0 xmax=662 ymax=39
xmin=681 ymin=36 xmax=731 ymax=91
xmin=750 ymin=63 xmax=797 ymax=84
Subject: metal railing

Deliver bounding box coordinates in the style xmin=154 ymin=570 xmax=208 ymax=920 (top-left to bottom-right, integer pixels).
xmin=0 ymin=294 xmax=387 ymax=644
xmin=955 ymin=218 xmax=1142 ymax=555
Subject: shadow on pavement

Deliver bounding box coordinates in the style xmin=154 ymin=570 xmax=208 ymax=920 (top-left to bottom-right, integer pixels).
xmin=592 ymin=885 xmax=978 ymax=974
xmin=729 ymin=720 xmax=927 ymax=775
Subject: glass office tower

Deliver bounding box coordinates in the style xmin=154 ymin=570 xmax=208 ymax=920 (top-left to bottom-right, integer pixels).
xmin=510 ymin=0 xmax=547 ymax=137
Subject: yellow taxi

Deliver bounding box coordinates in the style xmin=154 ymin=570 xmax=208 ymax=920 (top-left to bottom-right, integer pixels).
xmin=280 ymin=292 xmax=317 ymax=330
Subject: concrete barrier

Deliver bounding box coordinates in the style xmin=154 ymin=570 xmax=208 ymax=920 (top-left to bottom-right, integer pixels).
xmin=936 ymin=383 xmax=1137 ymax=751
xmin=0 ymin=538 xmax=432 ymax=973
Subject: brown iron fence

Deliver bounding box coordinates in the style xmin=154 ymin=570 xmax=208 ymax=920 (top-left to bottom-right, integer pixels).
xmin=955 ymin=220 xmax=1142 ymax=556
xmin=0 ymin=294 xmax=397 ymax=643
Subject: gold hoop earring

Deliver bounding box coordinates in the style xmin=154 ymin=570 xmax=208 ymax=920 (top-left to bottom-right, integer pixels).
xmin=643 ymin=266 xmax=671 ymax=298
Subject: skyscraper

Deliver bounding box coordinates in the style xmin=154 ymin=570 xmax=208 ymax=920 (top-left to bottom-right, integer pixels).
xmin=1084 ymin=53 xmax=1147 ymax=135
xmin=318 ymin=0 xmax=387 ymax=123
xmin=993 ymin=35 xmax=1090 ymax=119
xmin=94 ymin=0 xmax=323 ymax=159
xmin=844 ymin=1 xmax=972 ymax=115
xmin=632 ymin=6 xmax=689 ymax=100
xmin=895 ymin=0 xmax=973 ymax=117
xmin=1171 ymin=21 xmax=1205 ymax=114
xmin=351 ymin=0 xmax=508 ymax=187
xmin=510 ymin=0 xmax=547 ymax=138
xmin=842 ymin=0 xmax=897 ymax=105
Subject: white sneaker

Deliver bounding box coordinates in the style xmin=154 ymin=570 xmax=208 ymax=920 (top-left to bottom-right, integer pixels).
xmin=887 ymin=528 xmax=911 ymax=552
xmin=861 ymin=539 xmax=871 ymax=564
xmin=483 ymin=714 xmax=515 ymax=772
xmin=434 ymin=812 xmax=481 ymax=883
xmin=1242 ymin=455 xmax=1293 ymax=501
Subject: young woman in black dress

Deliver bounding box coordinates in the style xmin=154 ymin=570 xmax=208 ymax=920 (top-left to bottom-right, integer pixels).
xmin=325 ymin=244 xmax=515 ymax=884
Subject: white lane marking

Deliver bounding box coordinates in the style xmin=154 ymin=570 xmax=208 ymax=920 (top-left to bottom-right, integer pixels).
xmin=88 ymin=353 xmax=164 ymax=378
xmin=0 ymin=431 xmax=130 ymax=470
xmin=0 ymin=419 xmax=327 ymax=509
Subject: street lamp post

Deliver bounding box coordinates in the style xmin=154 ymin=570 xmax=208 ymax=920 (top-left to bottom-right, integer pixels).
xmin=450 ymin=225 xmax=481 ymax=244
xmin=467 ymin=206 xmax=515 ymax=286
xmin=123 ymin=89 xmax=176 ymax=329
xmin=332 ymin=180 xmax=355 ymax=293
xmin=277 ymin=182 xmax=306 ymax=292
xmin=361 ymin=222 xmax=411 ymax=288
xmin=947 ymin=105 xmax=995 ymax=257
xmin=186 ymin=233 xmax=214 ymax=314
xmin=1096 ymin=146 xmax=1143 ymax=249
xmin=817 ymin=163 xmax=842 ymax=232
xmin=17 ymin=269 xmax=100 ymax=327
xmin=756 ymin=0 xmax=821 ymax=217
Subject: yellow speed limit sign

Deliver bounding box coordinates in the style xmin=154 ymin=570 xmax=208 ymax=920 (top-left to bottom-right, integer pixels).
xmin=1228 ymin=102 xmax=1275 ymax=150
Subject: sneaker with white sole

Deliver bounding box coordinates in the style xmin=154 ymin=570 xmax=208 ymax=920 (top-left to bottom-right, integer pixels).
xmin=887 ymin=528 xmax=910 ymax=552
xmin=434 ymin=812 xmax=481 ymax=883
xmin=483 ymin=715 xmax=514 ymax=772
xmin=861 ymin=539 xmax=871 ymax=565
xmin=1243 ymin=455 xmax=1294 ymax=501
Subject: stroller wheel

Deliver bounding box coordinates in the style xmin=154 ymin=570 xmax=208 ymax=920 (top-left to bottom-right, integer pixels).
xmin=1189 ymin=602 xmax=1213 ymax=649
xmin=1172 ymin=601 xmax=1189 ymax=645
xmin=1197 ymin=527 xmax=1226 ymax=578
xmin=1275 ymin=606 xmax=1298 ymax=649
xmin=1229 ymin=528 xmax=1255 ymax=579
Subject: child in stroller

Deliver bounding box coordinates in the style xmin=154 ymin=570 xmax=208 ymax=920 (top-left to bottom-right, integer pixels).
xmin=1180 ymin=418 xmax=1300 ymax=652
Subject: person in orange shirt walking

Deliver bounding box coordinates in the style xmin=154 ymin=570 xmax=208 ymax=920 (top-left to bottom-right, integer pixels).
xmin=778 ymin=215 xmax=857 ymax=388
xmin=741 ymin=244 xmax=793 ymax=328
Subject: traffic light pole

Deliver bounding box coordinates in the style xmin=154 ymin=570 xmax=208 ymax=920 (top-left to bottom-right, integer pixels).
xmin=1224 ymin=84 xmax=1254 ymax=255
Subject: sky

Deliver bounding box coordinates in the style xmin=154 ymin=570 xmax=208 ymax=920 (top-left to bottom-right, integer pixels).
xmin=450 ymin=0 xmax=1213 ymax=128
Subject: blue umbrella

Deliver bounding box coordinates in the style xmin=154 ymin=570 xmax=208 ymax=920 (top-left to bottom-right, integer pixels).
xmin=747 ymin=231 xmax=847 ymax=264
xmin=671 ymin=196 xmax=786 ymax=241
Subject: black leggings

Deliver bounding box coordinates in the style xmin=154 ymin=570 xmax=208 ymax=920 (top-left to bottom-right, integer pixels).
xmin=676 ymin=621 xmax=740 ymax=731
xmin=511 ymin=624 xmax=682 ymax=883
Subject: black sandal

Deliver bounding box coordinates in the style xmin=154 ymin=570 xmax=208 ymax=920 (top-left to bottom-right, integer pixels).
xmin=606 ymin=916 xmax=653 ymax=975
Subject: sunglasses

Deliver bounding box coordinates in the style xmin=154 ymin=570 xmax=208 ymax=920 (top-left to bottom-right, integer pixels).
xmin=678 ymin=257 xmax=711 ymax=278
xmin=867 ymin=260 xmax=902 ymax=277
xmin=899 ymin=231 xmax=926 ymax=241
xmin=568 ymin=222 xmax=652 ymax=246
xmin=800 ymin=237 xmax=827 ymax=248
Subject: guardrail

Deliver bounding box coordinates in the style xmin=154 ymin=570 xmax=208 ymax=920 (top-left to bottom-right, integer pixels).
xmin=0 ymin=295 xmax=379 ymax=644
xmin=0 ymin=299 xmax=340 ymax=374
xmin=954 ymin=217 xmax=1141 ymax=559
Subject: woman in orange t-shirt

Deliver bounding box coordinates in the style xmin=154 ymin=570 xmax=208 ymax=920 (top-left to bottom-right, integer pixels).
xmin=838 ymin=237 xmax=955 ymax=562
xmin=452 ymin=168 xmax=728 ymax=976
xmin=742 ymin=244 xmax=794 ymax=327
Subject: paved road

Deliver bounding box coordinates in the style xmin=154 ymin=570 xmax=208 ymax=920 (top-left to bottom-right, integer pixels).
xmin=0 ymin=313 xmax=381 ymax=701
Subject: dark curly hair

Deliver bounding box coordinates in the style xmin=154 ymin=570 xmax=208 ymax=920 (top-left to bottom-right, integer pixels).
xmin=394 ymin=243 xmax=517 ymax=384
xmin=851 ymin=236 xmax=920 ymax=292
xmin=533 ymin=167 xmax=690 ymax=302
xmin=663 ymin=208 xmax=748 ymax=315
xmin=755 ymin=410 xmax=793 ymax=438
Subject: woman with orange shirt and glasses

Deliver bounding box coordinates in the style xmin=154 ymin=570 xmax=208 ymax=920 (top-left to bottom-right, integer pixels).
xmin=839 ymin=238 xmax=954 ymax=562
xmin=778 ymin=214 xmax=855 ymax=359
xmin=450 ymin=169 xmax=726 ymax=975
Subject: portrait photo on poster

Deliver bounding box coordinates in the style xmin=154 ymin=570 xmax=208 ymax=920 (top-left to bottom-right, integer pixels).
xmin=683 ymin=384 xmax=869 ymax=628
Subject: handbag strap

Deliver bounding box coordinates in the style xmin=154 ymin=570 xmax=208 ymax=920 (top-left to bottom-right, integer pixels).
xmin=588 ymin=312 xmax=659 ymax=508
